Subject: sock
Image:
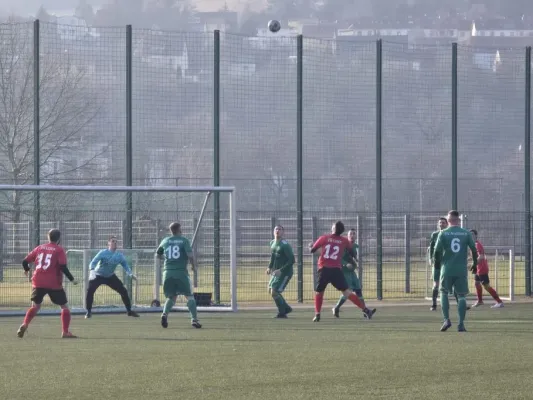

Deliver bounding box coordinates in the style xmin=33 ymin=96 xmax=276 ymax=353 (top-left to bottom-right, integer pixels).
xmin=454 ymin=292 xmax=459 ymax=303
xmin=23 ymin=306 xmax=39 ymax=326
xmin=186 ymin=297 xmax=198 ymax=320
xmin=440 ymin=291 xmax=450 ymax=320
xmin=476 ymin=284 xmax=483 ymax=302
xmin=163 ymin=298 xmax=175 ymax=315
xmin=60 ymin=309 xmax=71 ymax=333
xmin=335 ymin=295 xmax=347 ymax=309
xmin=431 ymin=287 xmax=439 ymax=306
xmin=457 ymin=296 xmax=467 ymax=326
xmin=273 ymin=293 xmax=286 ymax=313
xmin=486 ymin=287 xmax=502 ymax=303
xmin=347 ymin=293 xmax=365 ymax=310
xmin=314 ymin=292 xmax=324 ymax=314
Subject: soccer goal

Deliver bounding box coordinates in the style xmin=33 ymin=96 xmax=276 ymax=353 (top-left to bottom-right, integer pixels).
xmin=0 ymin=184 xmax=237 ymax=316
xmin=424 ymin=247 xmax=515 ymax=303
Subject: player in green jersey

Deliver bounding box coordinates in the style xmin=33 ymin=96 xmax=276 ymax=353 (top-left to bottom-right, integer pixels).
xmin=332 ymin=228 xmax=367 ymax=319
xmin=433 ymin=210 xmax=478 ymax=332
xmin=428 ymin=217 xmax=448 ymax=311
xmin=266 ymin=225 xmax=294 ymax=318
xmin=156 ymin=222 xmax=201 ymax=329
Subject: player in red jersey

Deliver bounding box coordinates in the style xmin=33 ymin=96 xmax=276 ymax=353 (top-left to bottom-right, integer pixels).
xmin=469 ymin=229 xmax=504 ymax=309
xmin=17 ymin=229 xmax=78 ymax=339
xmin=309 ymin=221 xmax=376 ymax=322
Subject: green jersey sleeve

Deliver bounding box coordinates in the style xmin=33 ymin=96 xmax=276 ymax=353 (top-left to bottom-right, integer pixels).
xmin=268 ymin=240 xmax=275 ymax=270
xmin=468 ymin=233 xmax=478 ymax=268
xmin=279 ymin=242 xmax=295 ymax=272
xmin=183 ymin=238 xmax=193 ymax=255
xmin=429 ymin=231 xmax=439 ymax=259
xmin=156 ymin=238 xmax=167 ymax=255
xmin=433 ymin=232 xmax=443 ymax=268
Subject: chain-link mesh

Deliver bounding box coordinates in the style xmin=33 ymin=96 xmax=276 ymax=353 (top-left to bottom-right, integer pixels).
xmin=303 ymin=38 xmax=376 ymax=212
xmin=220 ymin=33 xmax=297 ymax=212
xmin=382 ymin=41 xmax=452 ymax=213
xmin=0 ymin=21 xmax=531 ymax=303
xmin=0 ymin=22 xmax=35 ymax=224
xmin=458 ymin=46 xmax=525 ymax=212
xmin=132 ymin=29 xmax=213 ymax=216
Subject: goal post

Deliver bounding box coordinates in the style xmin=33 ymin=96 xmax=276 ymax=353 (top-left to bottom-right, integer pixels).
xmin=0 ymin=184 xmax=238 ymax=316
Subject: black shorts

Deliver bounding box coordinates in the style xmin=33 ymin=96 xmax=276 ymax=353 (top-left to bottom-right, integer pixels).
xmin=475 ymin=274 xmax=490 ymax=285
xmin=316 ymin=268 xmax=348 ymax=292
xmin=31 ymin=288 xmax=68 ymax=306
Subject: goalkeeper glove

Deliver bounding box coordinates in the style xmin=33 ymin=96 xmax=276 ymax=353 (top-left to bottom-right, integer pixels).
xmin=470 ymin=265 xmax=477 ymax=274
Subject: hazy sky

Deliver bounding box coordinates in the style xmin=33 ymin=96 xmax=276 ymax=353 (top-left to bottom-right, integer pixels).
xmin=0 ymin=0 xmax=105 ymax=17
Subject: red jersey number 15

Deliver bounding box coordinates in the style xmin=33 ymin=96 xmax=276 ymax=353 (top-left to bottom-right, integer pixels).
xmin=36 ymin=253 xmax=52 ymax=270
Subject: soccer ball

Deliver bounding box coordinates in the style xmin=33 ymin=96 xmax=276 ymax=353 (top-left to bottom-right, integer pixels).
xmin=268 ymin=20 xmax=281 ymax=33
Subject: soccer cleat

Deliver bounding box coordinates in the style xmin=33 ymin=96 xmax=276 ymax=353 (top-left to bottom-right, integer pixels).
xmin=85 ymin=311 xmax=92 ymax=319
xmin=127 ymin=310 xmax=140 ymax=317
xmin=17 ymin=324 xmax=27 ymax=339
xmin=191 ymin=319 xmax=202 ymax=329
xmin=285 ymin=305 xmax=293 ymax=315
xmin=313 ymin=314 xmax=321 ymax=322
xmin=491 ymin=302 xmax=504 ymax=309
xmin=61 ymin=332 xmax=77 ymax=339
xmin=440 ymin=319 xmax=452 ymax=332
xmin=363 ymin=308 xmax=376 ymax=320
xmin=457 ymin=324 xmax=467 ymax=332
xmin=332 ymin=307 xmax=340 ymax=318
xmin=274 ymin=313 xmax=288 ymax=318
xmin=471 ymin=301 xmax=484 ymax=308
xmin=430 ymin=305 xmax=437 ymax=311
xmin=161 ymin=314 xmax=168 ymax=328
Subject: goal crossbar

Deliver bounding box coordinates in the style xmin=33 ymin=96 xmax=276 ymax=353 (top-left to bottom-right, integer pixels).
xmin=0 ymin=184 xmax=238 ymax=315
xmin=0 ymin=184 xmax=235 ymax=193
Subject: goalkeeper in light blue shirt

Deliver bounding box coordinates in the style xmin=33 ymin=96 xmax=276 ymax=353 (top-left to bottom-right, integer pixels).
xmin=84 ymin=236 xmax=139 ymax=319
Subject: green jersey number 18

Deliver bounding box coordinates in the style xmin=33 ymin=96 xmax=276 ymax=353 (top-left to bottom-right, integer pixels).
xmin=165 ymin=245 xmax=181 ymax=260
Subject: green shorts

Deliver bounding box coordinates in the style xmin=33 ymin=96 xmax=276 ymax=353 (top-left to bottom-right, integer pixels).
xmin=163 ymin=271 xmax=193 ymax=298
xmin=440 ymin=275 xmax=469 ymax=296
xmin=343 ymin=270 xmax=361 ymax=291
xmin=269 ymin=271 xmax=293 ymax=293
xmin=432 ymin=267 xmax=441 ymax=283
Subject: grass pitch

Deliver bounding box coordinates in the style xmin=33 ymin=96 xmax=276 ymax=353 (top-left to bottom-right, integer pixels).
xmin=1 ymin=303 xmax=533 ymax=400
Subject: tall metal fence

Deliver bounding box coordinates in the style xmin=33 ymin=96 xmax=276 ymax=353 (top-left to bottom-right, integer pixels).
xmin=0 ymin=20 xmax=531 ymax=304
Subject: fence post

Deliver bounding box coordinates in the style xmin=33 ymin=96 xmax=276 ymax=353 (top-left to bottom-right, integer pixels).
xmin=460 ymin=214 xmax=467 ymax=229
xmin=125 ymin=24 xmax=133 ymax=251
xmin=0 ymin=221 xmax=3 ymax=282
xmin=376 ymin=39 xmax=383 ymax=300
xmin=33 ymin=19 xmax=40 ymax=249
xmin=404 ymin=214 xmax=410 ymax=293
xmin=296 ymin=34 xmax=304 ymax=303
xmin=312 ymin=216 xmax=318 ymax=291
xmin=89 ymin=220 xmax=96 ymax=249
xmin=213 ymin=30 xmax=221 ymax=304
xmin=356 ymin=215 xmax=363 ymax=286
xmin=193 ymin=217 xmax=199 ymax=288
xmin=452 ymin=42 xmax=458 ymax=210
xmin=524 ymin=46 xmax=531 ymax=296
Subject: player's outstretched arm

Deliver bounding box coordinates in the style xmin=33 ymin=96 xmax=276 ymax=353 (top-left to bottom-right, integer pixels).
xmin=60 ymin=264 xmax=78 ymax=285
xmin=119 ymin=254 xmax=136 ymax=280
xmin=309 ymin=236 xmax=323 ymax=254
xmin=266 ymin=246 xmax=275 ymax=275
xmin=89 ymin=250 xmax=105 ymax=270
xmin=279 ymin=243 xmax=295 ymax=273
xmin=468 ymin=235 xmax=478 ymax=270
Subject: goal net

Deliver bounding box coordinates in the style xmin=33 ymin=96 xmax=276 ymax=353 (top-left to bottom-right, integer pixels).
xmin=0 ymin=185 xmax=237 ymax=316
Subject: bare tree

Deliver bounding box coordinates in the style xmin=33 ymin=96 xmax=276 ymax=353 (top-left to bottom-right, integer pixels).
xmin=0 ymin=22 xmax=105 ymax=221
